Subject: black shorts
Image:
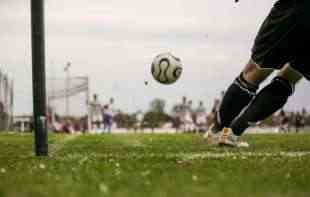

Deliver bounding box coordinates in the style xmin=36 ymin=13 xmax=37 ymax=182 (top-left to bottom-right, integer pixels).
xmin=251 ymin=0 xmax=310 ymax=80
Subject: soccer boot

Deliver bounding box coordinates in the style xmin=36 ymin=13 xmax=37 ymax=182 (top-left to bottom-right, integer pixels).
xmin=218 ymin=127 xmax=249 ymax=147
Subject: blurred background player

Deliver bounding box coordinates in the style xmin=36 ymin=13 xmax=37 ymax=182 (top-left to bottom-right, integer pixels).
xmin=102 ymin=104 xmax=113 ymax=133
xmin=102 ymin=97 xmax=117 ymax=133
xmin=203 ymin=97 xmax=221 ymax=138
xmin=195 ymin=101 xmax=207 ymax=133
xmin=134 ymin=110 xmax=144 ymax=133
xmin=184 ymin=100 xmax=194 ymax=133
xmin=276 ymin=109 xmax=290 ymax=133
xmin=109 ymin=97 xmax=116 ymax=129
xmin=171 ymin=102 xmax=182 ymax=133
xmin=294 ymin=111 xmax=306 ymax=133
xmin=89 ymin=94 xmax=102 ymax=133
xmin=178 ymin=96 xmax=188 ymax=132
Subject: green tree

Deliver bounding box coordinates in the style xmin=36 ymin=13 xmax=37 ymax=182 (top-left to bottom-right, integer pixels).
xmin=142 ymin=111 xmax=171 ymax=130
xmin=143 ymin=98 xmax=171 ymax=130
xmin=150 ymin=98 xmax=166 ymax=113
xmin=113 ymin=112 xmax=137 ymax=129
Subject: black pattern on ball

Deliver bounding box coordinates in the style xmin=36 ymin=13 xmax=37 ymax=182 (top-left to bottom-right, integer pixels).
xmin=173 ymin=67 xmax=182 ymax=78
xmin=159 ymin=58 xmax=170 ymax=83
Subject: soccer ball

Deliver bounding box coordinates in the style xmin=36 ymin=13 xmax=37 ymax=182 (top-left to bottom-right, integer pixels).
xmin=151 ymin=53 xmax=183 ymax=84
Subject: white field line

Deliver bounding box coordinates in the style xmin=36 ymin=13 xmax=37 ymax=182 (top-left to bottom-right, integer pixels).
xmin=177 ymin=151 xmax=310 ymax=160
xmin=56 ymin=151 xmax=310 ymax=163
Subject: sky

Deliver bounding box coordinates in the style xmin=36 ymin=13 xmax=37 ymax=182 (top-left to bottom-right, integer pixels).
xmin=1 ymin=0 xmax=310 ymax=116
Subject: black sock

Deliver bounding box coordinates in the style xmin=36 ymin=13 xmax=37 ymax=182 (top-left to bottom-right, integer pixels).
xmin=214 ymin=73 xmax=258 ymax=131
xmin=231 ymin=77 xmax=294 ymax=136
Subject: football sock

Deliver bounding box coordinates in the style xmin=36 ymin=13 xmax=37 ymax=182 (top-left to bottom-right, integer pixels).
xmin=214 ymin=73 xmax=258 ymax=132
xmin=231 ymin=76 xmax=294 ymax=136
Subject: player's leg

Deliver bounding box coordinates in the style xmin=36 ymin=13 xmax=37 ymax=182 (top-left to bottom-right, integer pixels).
xmin=108 ymin=117 xmax=113 ymax=133
xmin=205 ymin=61 xmax=272 ymax=144
xmin=206 ymin=62 xmax=272 ymax=142
xmin=208 ymin=2 xmax=292 ymax=137
xmin=227 ymin=65 xmax=302 ymax=140
xmin=216 ymin=1 xmax=310 ymax=146
xmin=220 ymin=3 xmax=310 ymax=145
xmin=214 ymin=60 xmax=272 ymax=131
xmin=210 ymin=2 xmax=291 ymax=135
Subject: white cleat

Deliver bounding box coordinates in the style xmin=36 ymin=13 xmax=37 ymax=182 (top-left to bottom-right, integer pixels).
xmin=218 ymin=127 xmax=249 ymax=148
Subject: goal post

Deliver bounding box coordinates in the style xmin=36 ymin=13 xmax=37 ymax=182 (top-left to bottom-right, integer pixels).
xmin=47 ymin=76 xmax=91 ymax=132
xmin=0 ymin=72 xmax=14 ymax=131
xmin=31 ymin=0 xmax=48 ymax=156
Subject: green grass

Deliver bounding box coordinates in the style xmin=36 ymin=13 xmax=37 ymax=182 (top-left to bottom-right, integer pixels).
xmin=0 ymin=132 xmax=310 ymax=197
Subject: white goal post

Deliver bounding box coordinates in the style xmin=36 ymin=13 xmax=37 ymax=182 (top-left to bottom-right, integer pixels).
xmin=0 ymin=71 xmax=14 ymax=131
xmin=47 ymin=76 xmax=91 ymax=132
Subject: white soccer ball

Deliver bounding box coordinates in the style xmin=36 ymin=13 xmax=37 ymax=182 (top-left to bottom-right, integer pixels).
xmin=151 ymin=53 xmax=183 ymax=85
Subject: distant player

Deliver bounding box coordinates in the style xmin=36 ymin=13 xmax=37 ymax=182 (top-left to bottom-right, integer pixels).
xmin=195 ymin=101 xmax=207 ymax=132
xmin=203 ymin=97 xmax=221 ymax=137
xmin=102 ymin=104 xmax=113 ymax=133
xmin=206 ymin=0 xmax=310 ymax=146
xmin=184 ymin=100 xmax=194 ymax=132
xmin=135 ymin=110 xmax=144 ymax=133
xmin=171 ymin=103 xmax=182 ymax=133
xmin=102 ymin=98 xmax=116 ymax=133
xmin=178 ymin=97 xmax=193 ymax=132
xmin=277 ymin=109 xmax=289 ymax=133
xmin=212 ymin=98 xmax=221 ymax=114
xmin=178 ymin=96 xmax=188 ymax=132
xmin=89 ymin=94 xmax=102 ymax=132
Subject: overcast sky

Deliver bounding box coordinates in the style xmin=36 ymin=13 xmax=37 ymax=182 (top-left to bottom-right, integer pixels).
xmin=1 ymin=0 xmax=310 ymax=115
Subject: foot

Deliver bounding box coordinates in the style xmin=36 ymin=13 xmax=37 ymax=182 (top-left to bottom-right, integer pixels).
xmin=218 ymin=127 xmax=249 ymax=148
xmin=203 ymin=124 xmax=221 ymax=145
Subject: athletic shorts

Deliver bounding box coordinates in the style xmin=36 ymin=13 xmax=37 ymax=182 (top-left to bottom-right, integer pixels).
xmin=251 ymin=0 xmax=310 ymax=80
xmin=91 ymin=114 xmax=102 ymax=123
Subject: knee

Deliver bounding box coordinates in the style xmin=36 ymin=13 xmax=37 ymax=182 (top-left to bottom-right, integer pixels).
xmin=242 ymin=60 xmax=273 ymax=85
xmin=234 ymin=73 xmax=259 ymax=95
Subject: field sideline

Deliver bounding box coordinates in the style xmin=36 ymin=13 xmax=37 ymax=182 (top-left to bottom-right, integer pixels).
xmin=0 ymin=132 xmax=310 ymax=197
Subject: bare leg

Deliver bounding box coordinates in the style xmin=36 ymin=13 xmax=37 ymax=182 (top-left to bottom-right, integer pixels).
xmin=242 ymin=60 xmax=273 ymax=85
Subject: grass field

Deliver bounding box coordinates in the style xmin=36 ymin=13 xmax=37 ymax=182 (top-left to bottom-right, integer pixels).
xmin=0 ymin=132 xmax=310 ymax=197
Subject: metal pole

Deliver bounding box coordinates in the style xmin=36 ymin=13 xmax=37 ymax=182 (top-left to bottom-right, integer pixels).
xmin=31 ymin=0 xmax=48 ymax=156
